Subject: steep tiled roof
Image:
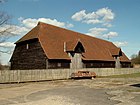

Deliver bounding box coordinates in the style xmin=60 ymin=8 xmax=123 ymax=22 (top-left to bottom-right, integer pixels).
xmin=16 ymin=22 xmax=130 ymax=62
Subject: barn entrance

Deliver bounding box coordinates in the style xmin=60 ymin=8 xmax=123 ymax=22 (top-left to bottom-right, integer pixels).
xmin=70 ymin=53 xmax=83 ymax=69
xmin=66 ymin=40 xmax=85 ymax=69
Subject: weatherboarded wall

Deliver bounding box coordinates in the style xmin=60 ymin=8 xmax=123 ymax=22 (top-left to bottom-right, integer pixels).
xmin=0 ymin=68 xmax=140 ymax=83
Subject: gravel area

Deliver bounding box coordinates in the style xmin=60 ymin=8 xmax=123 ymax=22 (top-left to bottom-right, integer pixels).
xmin=0 ymin=78 xmax=140 ymax=105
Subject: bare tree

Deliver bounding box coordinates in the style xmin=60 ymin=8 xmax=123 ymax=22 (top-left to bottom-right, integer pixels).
xmin=0 ymin=0 xmax=15 ymax=54
xmin=0 ymin=0 xmax=16 ymax=68
xmin=0 ymin=12 xmax=11 ymax=42
xmin=131 ymin=51 xmax=140 ymax=65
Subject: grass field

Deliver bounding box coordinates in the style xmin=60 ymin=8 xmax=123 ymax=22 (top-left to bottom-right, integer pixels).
xmin=98 ymin=72 xmax=140 ymax=78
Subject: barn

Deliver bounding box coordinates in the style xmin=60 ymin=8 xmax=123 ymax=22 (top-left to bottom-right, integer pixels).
xmin=10 ymin=22 xmax=131 ymax=70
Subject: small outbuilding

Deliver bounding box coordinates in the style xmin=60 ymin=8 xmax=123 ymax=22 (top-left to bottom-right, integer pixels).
xmin=10 ymin=22 xmax=131 ymax=70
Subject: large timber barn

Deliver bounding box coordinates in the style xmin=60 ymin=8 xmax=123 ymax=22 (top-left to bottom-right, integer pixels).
xmin=10 ymin=22 xmax=131 ymax=70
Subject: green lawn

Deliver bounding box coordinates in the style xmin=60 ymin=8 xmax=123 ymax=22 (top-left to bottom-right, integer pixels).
xmin=98 ymin=72 xmax=140 ymax=78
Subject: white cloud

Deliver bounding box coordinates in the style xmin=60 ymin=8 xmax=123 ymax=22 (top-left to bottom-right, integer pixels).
xmin=66 ymin=23 xmax=74 ymax=28
xmin=22 ymin=18 xmax=38 ymax=28
xmin=0 ymin=42 xmax=15 ymax=64
xmin=0 ymin=52 xmax=11 ymax=65
xmin=0 ymin=42 xmax=15 ymax=48
xmin=113 ymin=41 xmax=128 ymax=47
xmin=13 ymin=25 xmax=29 ymax=35
xmin=103 ymin=32 xmax=118 ymax=38
xmin=0 ymin=25 xmax=13 ymax=33
xmin=3 ymin=17 xmax=74 ymax=36
xmin=84 ymin=11 xmax=99 ymax=19
xmin=96 ymin=7 xmax=115 ymax=22
xmin=71 ymin=10 xmax=86 ymax=21
xmin=84 ymin=19 xmax=101 ymax=24
xmin=86 ymin=27 xmax=108 ymax=37
xmin=71 ymin=7 xmax=115 ymax=27
xmin=86 ymin=27 xmax=118 ymax=39
xmin=39 ymin=18 xmax=66 ymax=27
xmin=19 ymin=17 xmax=74 ymax=29
xmin=0 ymin=24 xmax=29 ymax=36
xmin=18 ymin=16 xmax=24 ymax=22
xmin=103 ymin=23 xmax=112 ymax=27
xmin=72 ymin=8 xmax=117 ymax=39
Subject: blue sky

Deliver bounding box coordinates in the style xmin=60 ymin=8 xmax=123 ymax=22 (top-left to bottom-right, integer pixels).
xmin=0 ymin=0 xmax=140 ymax=65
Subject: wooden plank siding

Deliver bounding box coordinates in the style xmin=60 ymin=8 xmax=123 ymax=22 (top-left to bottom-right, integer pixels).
xmin=10 ymin=39 xmax=70 ymax=70
xmin=47 ymin=59 xmax=70 ymax=69
xmin=83 ymin=61 xmax=115 ymax=68
xmin=10 ymin=39 xmax=47 ymax=70
xmin=10 ymin=39 xmax=131 ymax=70
xmin=83 ymin=61 xmax=131 ymax=68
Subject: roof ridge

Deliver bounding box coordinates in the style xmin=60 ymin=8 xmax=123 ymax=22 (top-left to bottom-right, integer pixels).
xmin=36 ymin=22 xmax=112 ymax=43
xmin=37 ymin=22 xmax=42 ymax=38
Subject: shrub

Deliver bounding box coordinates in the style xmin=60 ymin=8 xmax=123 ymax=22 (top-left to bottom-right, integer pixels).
xmin=131 ymin=51 xmax=140 ymax=65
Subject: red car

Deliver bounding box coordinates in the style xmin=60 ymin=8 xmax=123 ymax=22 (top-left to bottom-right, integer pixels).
xmin=71 ymin=71 xmax=96 ymax=79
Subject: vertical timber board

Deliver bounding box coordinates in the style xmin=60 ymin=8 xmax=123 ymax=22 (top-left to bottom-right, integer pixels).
xmin=11 ymin=40 xmax=47 ymax=70
xmin=115 ymin=57 xmax=121 ymax=68
xmin=70 ymin=53 xmax=83 ymax=69
xmin=1 ymin=68 xmax=140 ymax=83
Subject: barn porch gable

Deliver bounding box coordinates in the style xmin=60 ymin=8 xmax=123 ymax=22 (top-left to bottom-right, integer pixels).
xmin=65 ymin=40 xmax=85 ymax=69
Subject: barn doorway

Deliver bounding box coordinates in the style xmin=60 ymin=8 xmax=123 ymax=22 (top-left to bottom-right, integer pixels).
xmin=67 ymin=41 xmax=85 ymax=69
xmin=70 ymin=53 xmax=83 ymax=69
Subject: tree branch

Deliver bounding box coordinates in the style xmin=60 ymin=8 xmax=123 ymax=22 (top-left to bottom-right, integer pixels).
xmin=0 ymin=50 xmax=11 ymax=54
xmin=0 ymin=1 xmax=15 ymax=55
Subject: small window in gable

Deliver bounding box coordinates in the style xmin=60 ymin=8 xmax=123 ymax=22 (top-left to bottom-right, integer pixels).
xmin=26 ymin=44 xmax=29 ymax=49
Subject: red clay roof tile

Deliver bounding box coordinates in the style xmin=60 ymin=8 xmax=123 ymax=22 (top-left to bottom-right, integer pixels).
xmin=16 ymin=22 xmax=130 ymax=62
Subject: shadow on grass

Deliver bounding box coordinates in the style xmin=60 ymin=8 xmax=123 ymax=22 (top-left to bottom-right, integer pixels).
xmin=130 ymin=84 xmax=140 ymax=88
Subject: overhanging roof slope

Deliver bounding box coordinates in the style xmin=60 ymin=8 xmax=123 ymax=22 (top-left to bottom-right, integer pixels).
xmin=16 ymin=22 xmax=130 ymax=62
